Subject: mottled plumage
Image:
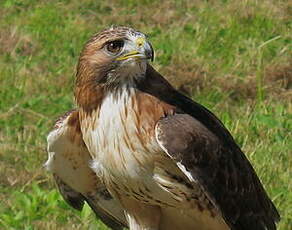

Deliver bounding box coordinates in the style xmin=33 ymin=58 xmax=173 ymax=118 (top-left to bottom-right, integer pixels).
xmin=47 ymin=26 xmax=280 ymax=230
xmin=46 ymin=110 xmax=127 ymax=230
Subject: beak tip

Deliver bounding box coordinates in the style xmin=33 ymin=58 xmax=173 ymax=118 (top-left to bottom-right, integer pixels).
xmin=145 ymin=41 xmax=154 ymax=62
xmin=147 ymin=50 xmax=154 ymax=62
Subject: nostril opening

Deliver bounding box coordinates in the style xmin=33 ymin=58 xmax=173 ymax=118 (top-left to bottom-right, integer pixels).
xmin=136 ymin=38 xmax=144 ymax=47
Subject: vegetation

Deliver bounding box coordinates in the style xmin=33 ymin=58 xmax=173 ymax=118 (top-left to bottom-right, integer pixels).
xmin=0 ymin=0 xmax=291 ymax=229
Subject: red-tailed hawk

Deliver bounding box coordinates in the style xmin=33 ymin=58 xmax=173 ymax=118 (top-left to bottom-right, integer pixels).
xmin=47 ymin=26 xmax=280 ymax=230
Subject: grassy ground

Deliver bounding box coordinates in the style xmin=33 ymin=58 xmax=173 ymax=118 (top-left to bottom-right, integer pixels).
xmin=0 ymin=0 xmax=291 ymax=229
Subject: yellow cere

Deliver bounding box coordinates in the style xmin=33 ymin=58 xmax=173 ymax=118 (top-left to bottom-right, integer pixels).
xmin=136 ymin=37 xmax=145 ymax=47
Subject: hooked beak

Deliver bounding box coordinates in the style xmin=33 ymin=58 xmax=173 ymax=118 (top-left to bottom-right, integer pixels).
xmin=116 ymin=39 xmax=154 ymax=62
xmin=147 ymin=42 xmax=154 ymax=62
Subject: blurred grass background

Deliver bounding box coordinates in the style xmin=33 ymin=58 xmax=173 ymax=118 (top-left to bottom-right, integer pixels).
xmin=0 ymin=0 xmax=291 ymax=229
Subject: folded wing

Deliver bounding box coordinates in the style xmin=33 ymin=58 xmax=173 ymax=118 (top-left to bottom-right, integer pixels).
xmin=46 ymin=110 xmax=127 ymax=230
xmin=155 ymin=113 xmax=280 ymax=230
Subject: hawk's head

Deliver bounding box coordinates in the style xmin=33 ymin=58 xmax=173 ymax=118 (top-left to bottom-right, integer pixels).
xmin=76 ymin=26 xmax=154 ymax=89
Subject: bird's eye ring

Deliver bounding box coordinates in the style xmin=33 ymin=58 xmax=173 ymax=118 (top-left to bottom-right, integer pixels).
xmin=106 ymin=40 xmax=124 ymax=54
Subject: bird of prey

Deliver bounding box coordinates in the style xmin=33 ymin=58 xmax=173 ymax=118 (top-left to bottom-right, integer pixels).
xmin=47 ymin=26 xmax=280 ymax=230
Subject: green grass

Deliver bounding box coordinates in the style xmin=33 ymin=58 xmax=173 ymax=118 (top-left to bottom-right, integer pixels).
xmin=0 ymin=0 xmax=291 ymax=229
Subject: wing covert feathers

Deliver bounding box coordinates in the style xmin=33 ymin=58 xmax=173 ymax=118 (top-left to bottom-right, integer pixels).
xmin=46 ymin=110 xmax=127 ymax=230
xmin=54 ymin=174 xmax=85 ymax=211
xmin=155 ymin=113 xmax=280 ymax=230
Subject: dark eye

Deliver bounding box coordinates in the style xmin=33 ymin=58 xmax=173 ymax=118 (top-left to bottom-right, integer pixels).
xmin=106 ymin=40 xmax=124 ymax=54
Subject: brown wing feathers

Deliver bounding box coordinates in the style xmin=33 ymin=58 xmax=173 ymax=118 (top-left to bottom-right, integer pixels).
xmin=141 ymin=65 xmax=279 ymax=230
xmin=156 ymin=113 xmax=279 ymax=230
xmin=54 ymin=175 xmax=125 ymax=230
xmin=54 ymin=174 xmax=85 ymax=211
xmin=47 ymin=110 xmax=127 ymax=230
